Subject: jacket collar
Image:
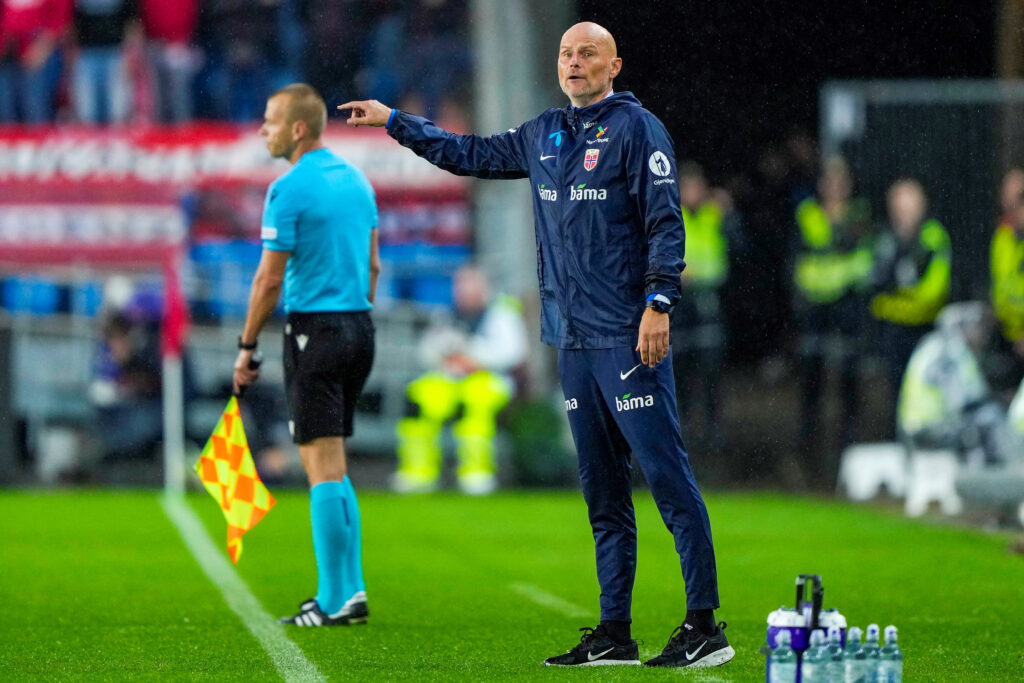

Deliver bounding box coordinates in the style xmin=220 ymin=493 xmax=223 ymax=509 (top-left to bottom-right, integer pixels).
xmin=563 ymin=91 xmax=641 ymax=133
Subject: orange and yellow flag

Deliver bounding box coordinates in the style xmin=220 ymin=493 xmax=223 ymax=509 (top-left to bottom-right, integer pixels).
xmin=194 ymin=396 xmax=276 ymax=563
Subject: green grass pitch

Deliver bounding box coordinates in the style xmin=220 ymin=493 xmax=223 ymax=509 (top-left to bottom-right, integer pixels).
xmin=1 ymin=488 xmax=1022 ymax=680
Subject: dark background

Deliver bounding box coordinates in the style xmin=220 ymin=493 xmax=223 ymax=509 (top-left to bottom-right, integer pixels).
xmin=577 ymin=1 xmax=996 ymax=177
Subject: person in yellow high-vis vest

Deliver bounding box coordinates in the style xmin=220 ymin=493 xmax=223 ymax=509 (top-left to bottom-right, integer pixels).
xmin=990 ymin=184 xmax=1024 ymax=393
xmin=792 ymin=157 xmax=873 ymax=483
xmin=670 ymin=162 xmax=745 ymax=449
xmin=393 ymin=266 xmax=528 ymax=495
xmin=899 ymin=303 xmax=1015 ymax=464
xmin=870 ymin=178 xmax=951 ymax=438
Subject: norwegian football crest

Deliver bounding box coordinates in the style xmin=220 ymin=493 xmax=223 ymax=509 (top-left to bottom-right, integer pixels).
xmin=584 ymin=148 xmax=600 ymax=171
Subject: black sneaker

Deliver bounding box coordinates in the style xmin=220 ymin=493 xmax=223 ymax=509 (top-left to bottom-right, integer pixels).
xmin=644 ymin=621 xmax=734 ymax=668
xmin=279 ymin=593 xmax=369 ymax=627
xmin=543 ymin=625 xmax=640 ymax=666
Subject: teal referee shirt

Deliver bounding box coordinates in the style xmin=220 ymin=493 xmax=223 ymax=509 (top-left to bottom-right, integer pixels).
xmin=261 ymin=148 xmax=378 ymax=313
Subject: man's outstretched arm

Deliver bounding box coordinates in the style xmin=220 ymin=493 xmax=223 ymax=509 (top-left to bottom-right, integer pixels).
xmin=339 ymin=99 xmax=531 ymax=180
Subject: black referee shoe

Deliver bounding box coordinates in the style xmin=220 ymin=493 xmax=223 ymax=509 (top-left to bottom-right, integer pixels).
xmin=644 ymin=621 xmax=734 ymax=668
xmin=543 ymin=625 xmax=640 ymax=666
xmin=279 ymin=597 xmax=369 ymax=627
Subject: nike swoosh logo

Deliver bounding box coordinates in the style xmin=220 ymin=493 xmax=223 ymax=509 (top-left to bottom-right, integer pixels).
xmin=588 ymin=647 xmax=615 ymax=661
xmin=619 ymin=364 xmax=642 ymax=380
xmin=685 ymin=641 xmax=707 ymax=661
xmin=540 ymin=155 xmax=556 ymax=161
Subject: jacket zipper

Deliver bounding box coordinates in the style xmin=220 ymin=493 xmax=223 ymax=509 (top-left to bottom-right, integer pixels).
xmin=558 ymin=111 xmax=578 ymax=342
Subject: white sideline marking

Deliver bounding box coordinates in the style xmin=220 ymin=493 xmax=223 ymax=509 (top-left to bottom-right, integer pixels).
xmin=509 ymin=582 xmax=591 ymax=618
xmin=161 ymin=495 xmax=325 ymax=683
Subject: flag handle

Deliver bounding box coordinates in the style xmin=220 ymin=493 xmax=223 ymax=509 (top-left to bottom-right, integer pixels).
xmin=234 ymin=351 xmax=263 ymax=399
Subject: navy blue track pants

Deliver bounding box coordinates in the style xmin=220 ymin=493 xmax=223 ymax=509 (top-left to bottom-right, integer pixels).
xmin=558 ymin=346 xmax=719 ymax=622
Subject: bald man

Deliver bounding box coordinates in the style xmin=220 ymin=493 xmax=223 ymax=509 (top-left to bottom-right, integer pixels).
xmin=341 ymin=23 xmax=732 ymax=669
xmin=235 ymin=83 xmax=381 ymax=627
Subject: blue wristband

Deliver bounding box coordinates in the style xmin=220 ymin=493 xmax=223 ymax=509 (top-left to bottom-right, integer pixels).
xmin=386 ymin=108 xmax=397 ymax=128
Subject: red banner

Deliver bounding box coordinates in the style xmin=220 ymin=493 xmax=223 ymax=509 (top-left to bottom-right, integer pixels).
xmin=0 ymin=124 xmax=471 ymax=268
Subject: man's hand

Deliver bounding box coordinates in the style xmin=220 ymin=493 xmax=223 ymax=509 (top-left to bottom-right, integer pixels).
xmin=636 ymin=308 xmax=670 ymax=367
xmin=233 ymin=348 xmax=260 ymax=396
xmin=337 ymin=100 xmax=393 ymax=127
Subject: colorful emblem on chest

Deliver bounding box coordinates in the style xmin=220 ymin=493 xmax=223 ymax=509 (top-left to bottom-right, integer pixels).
xmin=584 ymin=148 xmax=600 ymax=171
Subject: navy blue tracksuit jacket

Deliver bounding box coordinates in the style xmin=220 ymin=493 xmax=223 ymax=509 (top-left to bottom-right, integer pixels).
xmin=387 ymin=91 xmax=719 ymax=620
xmin=387 ymin=91 xmax=685 ymax=349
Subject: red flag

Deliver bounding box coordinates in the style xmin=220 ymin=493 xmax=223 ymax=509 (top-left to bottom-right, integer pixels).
xmin=161 ymin=251 xmax=190 ymax=358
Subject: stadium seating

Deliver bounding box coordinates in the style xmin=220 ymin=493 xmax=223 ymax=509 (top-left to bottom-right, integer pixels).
xmin=837 ymin=442 xmax=907 ymax=500
xmin=904 ymin=449 xmax=963 ymax=517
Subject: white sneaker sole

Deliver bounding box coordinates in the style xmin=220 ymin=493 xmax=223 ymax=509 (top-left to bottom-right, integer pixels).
xmin=687 ymin=646 xmax=735 ymax=668
xmin=545 ymin=660 xmax=641 ymax=667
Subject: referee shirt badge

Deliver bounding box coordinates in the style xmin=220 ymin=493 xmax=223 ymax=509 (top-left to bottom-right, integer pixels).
xmin=584 ymin=148 xmax=600 ymax=171
xmin=296 ymin=334 xmax=309 ymax=351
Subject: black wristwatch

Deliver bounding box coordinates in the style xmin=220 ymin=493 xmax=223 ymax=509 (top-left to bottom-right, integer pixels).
xmin=238 ymin=336 xmax=258 ymax=350
xmin=645 ymin=294 xmax=672 ymax=314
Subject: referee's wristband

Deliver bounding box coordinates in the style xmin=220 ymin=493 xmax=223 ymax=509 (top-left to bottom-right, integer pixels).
xmin=238 ymin=336 xmax=258 ymax=351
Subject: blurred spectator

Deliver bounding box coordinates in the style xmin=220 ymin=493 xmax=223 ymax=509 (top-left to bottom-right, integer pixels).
xmin=999 ymin=167 xmax=1024 ymax=224
xmin=671 ymin=162 xmax=735 ymax=448
xmin=393 ymin=266 xmax=528 ymax=495
xmin=89 ymin=310 xmax=163 ymax=460
xmin=989 ymin=183 xmax=1024 ymax=394
xmin=0 ymin=0 xmax=72 ymax=123
xmin=301 ymin=0 xmax=368 ymax=106
xmin=139 ymin=0 xmax=199 ymax=123
xmin=783 ymin=128 xmax=819 ymax=207
xmin=954 ymin=372 xmax=1024 ymax=517
xmin=792 ymin=157 xmax=873 ymax=481
xmin=869 ymin=178 xmax=951 ymax=438
xmin=899 ymin=302 xmax=1016 ymax=465
xmin=197 ymin=0 xmax=284 ymax=121
xmin=435 ymin=94 xmax=469 ymax=133
xmin=743 ymin=145 xmax=795 ymax=363
xmin=357 ymin=0 xmax=406 ymax=105
xmin=71 ymin=0 xmax=139 ymax=124
xmin=403 ymin=0 xmax=470 ymax=118
xmin=275 ymin=0 xmax=304 ymax=88
xmin=395 ymin=91 xmax=426 ymax=117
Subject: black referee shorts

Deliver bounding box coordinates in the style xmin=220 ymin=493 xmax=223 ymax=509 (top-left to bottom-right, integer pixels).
xmin=283 ymin=311 xmax=374 ymax=443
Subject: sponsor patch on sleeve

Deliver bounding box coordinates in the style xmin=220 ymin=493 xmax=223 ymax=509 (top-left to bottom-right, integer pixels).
xmin=261 ymin=226 xmax=278 ymax=240
xmin=648 ymin=151 xmax=672 ymax=177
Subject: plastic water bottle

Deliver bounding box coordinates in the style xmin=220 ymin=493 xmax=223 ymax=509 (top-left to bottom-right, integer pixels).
xmin=843 ymin=626 xmax=867 ymax=683
xmin=770 ymin=629 xmax=798 ymax=683
xmin=862 ymin=624 xmax=882 ymax=682
xmin=878 ymin=625 xmax=903 ymax=682
xmin=827 ymin=626 xmax=845 ymax=683
xmin=801 ymin=630 xmax=829 ymax=682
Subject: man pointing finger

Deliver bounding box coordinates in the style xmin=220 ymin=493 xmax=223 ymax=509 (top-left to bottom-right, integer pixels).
xmin=341 ymin=22 xmax=732 ymax=670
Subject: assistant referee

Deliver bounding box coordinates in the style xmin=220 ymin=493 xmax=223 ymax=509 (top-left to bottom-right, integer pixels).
xmin=233 ymin=83 xmax=380 ymax=627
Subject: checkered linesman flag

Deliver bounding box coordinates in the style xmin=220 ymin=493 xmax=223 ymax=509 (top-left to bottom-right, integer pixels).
xmin=194 ymin=397 xmax=276 ymax=563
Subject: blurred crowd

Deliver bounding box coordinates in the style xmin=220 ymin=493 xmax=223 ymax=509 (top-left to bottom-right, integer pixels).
xmin=0 ymin=0 xmax=471 ymax=125
xmin=677 ymin=141 xmax=1024 ymax=486
xmin=82 ymin=276 xmax=292 ymax=479
xmin=4 ymin=3 xmax=1022 ymax=489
